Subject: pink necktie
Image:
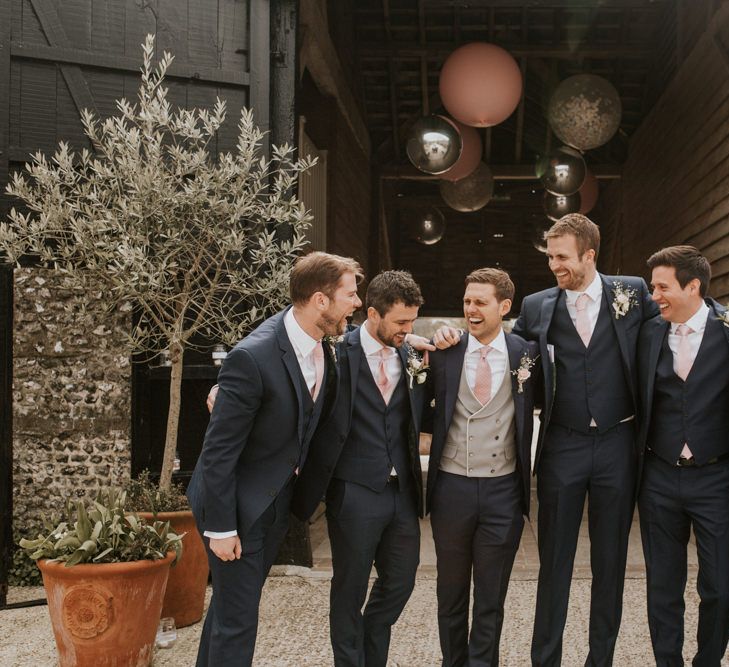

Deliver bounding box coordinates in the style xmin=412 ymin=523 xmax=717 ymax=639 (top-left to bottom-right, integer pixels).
xmin=311 ymin=341 xmax=325 ymax=400
xmin=675 ymin=324 xmax=694 ymax=459
xmin=377 ymin=348 xmax=394 ymax=404
xmin=473 ymin=346 xmax=492 ymax=405
xmin=575 ymin=292 xmax=592 ymax=347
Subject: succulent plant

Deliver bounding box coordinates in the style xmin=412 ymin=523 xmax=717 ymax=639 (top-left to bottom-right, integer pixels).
xmin=19 ymin=488 xmax=183 ymax=566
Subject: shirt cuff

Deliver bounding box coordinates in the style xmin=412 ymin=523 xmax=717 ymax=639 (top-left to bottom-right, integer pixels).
xmin=203 ymin=530 xmax=238 ymax=539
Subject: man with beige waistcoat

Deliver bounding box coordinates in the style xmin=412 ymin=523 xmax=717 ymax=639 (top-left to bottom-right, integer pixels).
xmin=424 ymin=268 xmax=539 ymax=667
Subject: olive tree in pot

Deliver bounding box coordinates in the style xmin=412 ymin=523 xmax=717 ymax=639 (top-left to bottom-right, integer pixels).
xmin=0 ymin=35 xmax=313 ymax=625
xmin=20 ymin=488 xmax=182 ymax=667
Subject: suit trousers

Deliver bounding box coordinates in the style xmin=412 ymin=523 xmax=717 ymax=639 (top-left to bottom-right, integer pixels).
xmin=639 ymin=453 xmax=729 ymax=667
xmin=531 ymin=421 xmax=636 ymax=667
xmin=195 ymin=478 xmax=295 ymax=667
xmin=430 ymin=470 xmax=524 ymax=667
xmin=326 ymin=477 xmax=420 ymax=667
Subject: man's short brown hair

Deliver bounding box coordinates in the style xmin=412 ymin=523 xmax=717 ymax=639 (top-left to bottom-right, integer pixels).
xmin=464 ymin=267 xmax=515 ymax=302
xmin=289 ymin=251 xmax=364 ymax=305
xmin=366 ymin=270 xmax=424 ymax=315
xmin=545 ymin=213 xmax=601 ymax=260
xmin=646 ymin=245 xmax=711 ymax=297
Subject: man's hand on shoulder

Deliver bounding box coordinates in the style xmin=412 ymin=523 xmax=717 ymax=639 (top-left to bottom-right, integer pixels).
xmin=209 ymin=535 xmax=242 ymax=561
xmin=405 ymin=334 xmax=436 ymax=352
xmin=432 ymin=326 xmax=462 ymax=350
xmin=206 ymin=384 xmax=219 ymax=413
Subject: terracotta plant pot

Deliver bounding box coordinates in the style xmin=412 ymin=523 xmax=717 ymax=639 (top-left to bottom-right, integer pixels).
xmin=38 ymin=553 xmax=174 ymax=667
xmin=139 ymin=510 xmax=209 ymax=627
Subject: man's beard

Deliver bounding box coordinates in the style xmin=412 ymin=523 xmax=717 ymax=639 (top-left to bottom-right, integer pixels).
xmin=376 ymin=321 xmax=404 ymax=348
xmin=316 ymin=311 xmax=347 ymax=336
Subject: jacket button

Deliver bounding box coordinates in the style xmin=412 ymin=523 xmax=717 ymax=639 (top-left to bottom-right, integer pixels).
xmin=269 ymin=489 xmax=277 ymax=497
xmin=490 ymin=469 xmax=495 ymax=473
xmin=495 ymin=435 xmax=499 ymax=440
xmin=288 ymin=458 xmax=297 ymax=466
xmin=469 ymin=452 xmax=473 ymax=457
xmin=492 ymin=453 xmax=496 ymax=457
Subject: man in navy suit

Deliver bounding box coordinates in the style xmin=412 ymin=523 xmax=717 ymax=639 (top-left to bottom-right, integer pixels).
xmin=187 ymin=251 xmax=363 ymax=667
xmin=293 ymin=270 xmax=429 ymax=667
xmin=509 ymin=214 xmax=658 ymax=666
xmin=637 ymin=245 xmax=729 ymax=666
xmin=425 ymin=267 xmax=539 ymax=667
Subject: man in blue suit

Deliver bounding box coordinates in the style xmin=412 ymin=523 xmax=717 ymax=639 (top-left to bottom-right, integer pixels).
xmin=188 ymin=251 xmax=363 ymax=667
xmin=293 ymin=270 xmax=429 ymax=667
xmin=425 ymin=267 xmax=539 ymax=667
xmin=638 ymin=245 xmax=729 ymax=666
xmin=510 ymin=214 xmax=658 ymax=666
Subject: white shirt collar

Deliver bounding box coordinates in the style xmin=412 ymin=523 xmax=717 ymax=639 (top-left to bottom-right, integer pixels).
xmin=284 ymin=307 xmax=318 ymax=358
xmin=671 ymin=301 xmax=710 ymax=334
xmin=565 ymin=271 xmax=602 ymax=304
xmin=360 ymin=320 xmax=397 ymax=357
xmin=466 ymin=327 xmax=507 ymax=356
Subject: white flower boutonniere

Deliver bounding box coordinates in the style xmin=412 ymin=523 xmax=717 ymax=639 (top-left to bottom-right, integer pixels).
xmin=511 ymin=353 xmax=538 ymax=393
xmin=611 ymin=281 xmax=638 ymax=319
xmin=405 ymin=347 xmax=429 ymax=389
xmin=323 ymin=334 xmax=344 ymax=362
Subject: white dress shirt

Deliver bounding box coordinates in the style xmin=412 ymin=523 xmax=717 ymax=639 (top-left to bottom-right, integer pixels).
xmin=565 ymin=272 xmax=603 ymax=337
xmin=465 ymin=328 xmax=508 ymax=399
xmin=360 ymin=321 xmax=403 ymax=386
xmin=205 ymin=308 xmax=320 ymax=540
xmin=667 ymin=301 xmax=709 ymax=373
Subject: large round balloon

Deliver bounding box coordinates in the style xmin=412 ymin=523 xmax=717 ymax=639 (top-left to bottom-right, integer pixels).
xmin=548 ymin=74 xmax=622 ymax=151
xmin=406 ymin=115 xmax=462 ymax=175
xmin=537 ymin=146 xmax=586 ymax=196
xmin=440 ymin=162 xmax=494 ymax=212
xmin=543 ymin=191 xmax=581 ymax=221
xmin=409 ymin=207 xmax=446 ymax=245
xmin=439 ymin=43 xmax=522 ymax=127
xmin=578 ymin=169 xmax=599 ymax=214
xmin=440 ymin=119 xmax=482 ymax=182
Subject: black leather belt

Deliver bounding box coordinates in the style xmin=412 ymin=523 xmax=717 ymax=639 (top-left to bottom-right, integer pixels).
xmin=648 ymin=449 xmax=729 ymax=467
xmin=386 ymin=475 xmax=399 ymax=486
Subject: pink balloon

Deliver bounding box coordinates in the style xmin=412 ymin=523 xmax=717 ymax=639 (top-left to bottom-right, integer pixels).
xmin=579 ymin=169 xmax=599 ymax=214
xmin=439 ymin=42 xmax=522 ymax=128
xmin=439 ymin=118 xmax=483 ymax=182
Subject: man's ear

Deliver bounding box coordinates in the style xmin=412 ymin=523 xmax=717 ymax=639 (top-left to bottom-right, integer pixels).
xmin=499 ymin=299 xmax=512 ymax=317
xmin=312 ymin=291 xmax=329 ymax=311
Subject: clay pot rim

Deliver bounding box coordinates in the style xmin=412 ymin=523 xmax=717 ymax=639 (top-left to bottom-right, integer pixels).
xmin=37 ymin=551 xmax=176 ymax=576
xmin=135 ymin=509 xmax=193 ymax=520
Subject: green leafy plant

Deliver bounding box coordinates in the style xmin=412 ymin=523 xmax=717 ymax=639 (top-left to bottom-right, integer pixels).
xmin=19 ymin=488 xmax=183 ymax=566
xmin=125 ymin=469 xmax=189 ymax=513
xmin=0 ymin=35 xmax=313 ymax=492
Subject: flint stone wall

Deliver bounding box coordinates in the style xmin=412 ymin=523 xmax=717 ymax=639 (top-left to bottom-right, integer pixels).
xmin=12 ymin=268 xmax=131 ymax=554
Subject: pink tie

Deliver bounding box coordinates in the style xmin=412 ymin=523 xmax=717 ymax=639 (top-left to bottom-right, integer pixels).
xmin=675 ymin=324 xmax=694 ymax=459
xmin=311 ymin=341 xmax=325 ymax=401
xmin=473 ymin=346 xmax=492 ymax=405
xmin=377 ymin=348 xmax=394 ymax=404
xmin=575 ymin=293 xmax=592 ymax=347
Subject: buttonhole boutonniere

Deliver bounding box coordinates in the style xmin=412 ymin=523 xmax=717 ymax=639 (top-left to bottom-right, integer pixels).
xmin=511 ymin=353 xmax=538 ymax=393
xmin=718 ymin=309 xmax=729 ymax=328
xmin=405 ymin=347 xmax=429 ymax=389
xmin=323 ymin=334 xmax=344 ymax=362
xmin=611 ymin=280 xmax=638 ymax=319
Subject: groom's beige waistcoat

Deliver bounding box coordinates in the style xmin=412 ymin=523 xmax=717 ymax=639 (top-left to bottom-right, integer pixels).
xmin=438 ymin=356 xmax=517 ymax=477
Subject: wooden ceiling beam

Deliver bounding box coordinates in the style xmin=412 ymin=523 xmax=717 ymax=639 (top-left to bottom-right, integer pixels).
xmin=357 ymin=43 xmax=653 ymax=59
xmin=380 ymin=163 xmax=623 ymax=180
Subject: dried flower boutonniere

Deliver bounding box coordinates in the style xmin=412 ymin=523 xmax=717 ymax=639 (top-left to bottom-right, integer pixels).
xmin=611 ymin=281 xmax=638 ymax=319
xmin=405 ymin=347 xmax=429 ymax=389
xmin=718 ymin=309 xmax=729 ymax=328
xmin=323 ymin=334 xmax=344 ymax=362
xmin=511 ymin=353 xmax=538 ymax=393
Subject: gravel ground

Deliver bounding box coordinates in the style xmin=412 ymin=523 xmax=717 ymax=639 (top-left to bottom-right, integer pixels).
xmin=0 ymin=568 xmax=718 ymax=666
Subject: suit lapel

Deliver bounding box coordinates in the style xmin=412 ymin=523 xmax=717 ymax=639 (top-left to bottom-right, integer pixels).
xmin=601 ymin=274 xmax=632 ymax=379
xmin=708 ymin=298 xmax=729 ymax=346
xmin=444 ymin=335 xmax=468 ymax=430
xmin=276 ymin=309 xmax=305 ymax=445
xmin=539 ymin=289 xmax=559 ymax=415
xmin=346 ymin=327 xmax=363 ymax=421
xmin=505 ymin=334 xmax=525 ymax=443
xmin=646 ymin=318 xmax=668 ymax=424
xmin=398 ymin=344 xmax=419 ymax=428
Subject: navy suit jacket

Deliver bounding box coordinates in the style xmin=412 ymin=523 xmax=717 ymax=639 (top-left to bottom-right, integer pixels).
xmin=512 ymin=273 xmax=657 ymax=468
xmin=187 ymin=306 xmax=337 ymax=538
xmin=636 ymin=298 xmax=729 ymax=480
xmin=292 ymin=325 xmax=428 ymax=521
xmin=424 ymin=332 xmax=539 ymax=517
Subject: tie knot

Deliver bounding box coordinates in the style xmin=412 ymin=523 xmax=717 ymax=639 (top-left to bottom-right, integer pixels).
xmin=378 ymin=347 xmax=393 ymax=359
xmin=313 ymin=340 xmax=324 ymax=359
xmin=575 ymin=293 xmax=590 ymax=311
xmin=676 ymin=324 xmax=692 ymax=337
xmin=480 ymin=345 xmax=491 ymax=360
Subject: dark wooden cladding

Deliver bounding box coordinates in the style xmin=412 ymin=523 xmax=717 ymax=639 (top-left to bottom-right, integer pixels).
xmin=614 ymin=2 xmax=729 ymax=301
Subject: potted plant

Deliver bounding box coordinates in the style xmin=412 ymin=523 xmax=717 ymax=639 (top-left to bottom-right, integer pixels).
xmin=125 ymin=470 xmax=208 ymax=627
xmin=20 ymin=488 xmax=182 ymax=667
xmin=0 ymin=36 xmax=312 ymax=619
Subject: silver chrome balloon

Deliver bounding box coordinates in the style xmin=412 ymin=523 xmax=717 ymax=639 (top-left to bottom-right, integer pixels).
xmin=543 ymin=191 xmax=581 ymax=221
xmin=409 ymin=207 xmax=446 ymax=245
xmin=548 ymin=74 xmax=622 ymax=151
xmin=537 ymin=146 xmax=586 ymax=196
xmin=406 ymin=115 xmax=463 ymax=175
xmin=439 ymin=162 xmax=494 ymax=212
